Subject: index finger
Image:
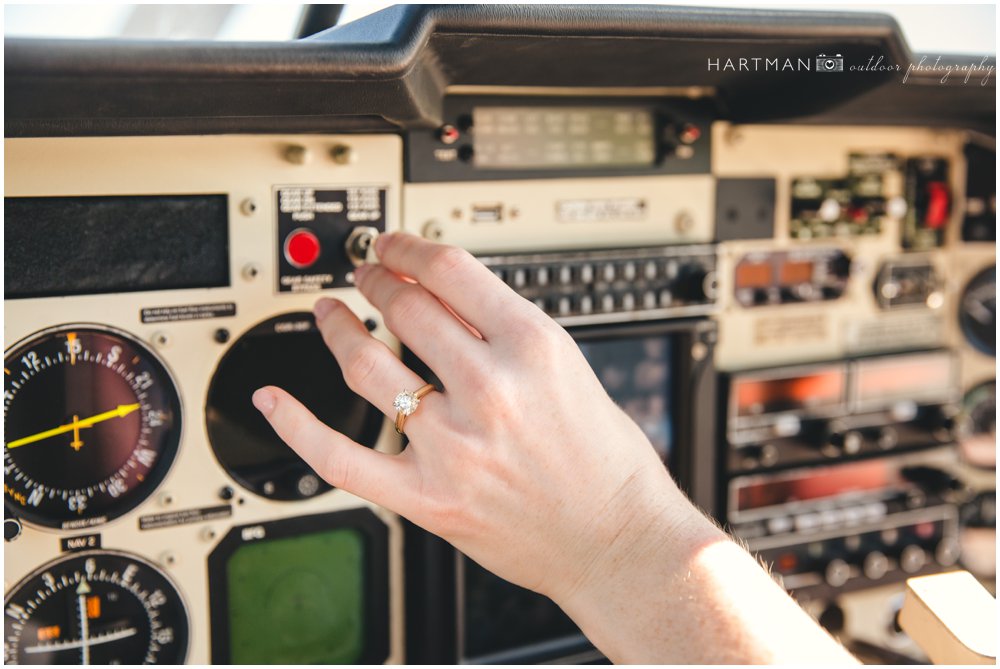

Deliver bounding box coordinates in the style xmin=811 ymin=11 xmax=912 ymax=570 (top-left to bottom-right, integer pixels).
xmin=374 ymin=233 xmax=536 ymax=339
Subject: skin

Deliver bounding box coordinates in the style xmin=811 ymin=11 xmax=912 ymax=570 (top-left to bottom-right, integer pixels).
xmin=252 ymin=232 xmax=858 ymax=664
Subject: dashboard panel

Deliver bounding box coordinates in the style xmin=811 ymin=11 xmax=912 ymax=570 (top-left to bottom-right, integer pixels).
xmin=3 ymin=4 xmax=996 ymax=666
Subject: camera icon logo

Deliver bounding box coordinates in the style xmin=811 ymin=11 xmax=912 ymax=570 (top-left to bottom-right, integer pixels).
xmin=816 ymin=53 xmax=844 ymax=72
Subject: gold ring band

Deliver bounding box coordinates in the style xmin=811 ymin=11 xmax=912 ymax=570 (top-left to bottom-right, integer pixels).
xmin=393 ymin=383 xmax=436 ymax=435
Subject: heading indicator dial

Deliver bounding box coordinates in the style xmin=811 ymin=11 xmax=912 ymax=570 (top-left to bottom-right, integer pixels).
xmin=3 ymin=326 xmax=182 ymax=529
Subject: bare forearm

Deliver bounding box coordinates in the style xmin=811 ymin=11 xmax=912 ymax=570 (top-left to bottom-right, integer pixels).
xmin=558 ymin=474 xmax=858 ymax=664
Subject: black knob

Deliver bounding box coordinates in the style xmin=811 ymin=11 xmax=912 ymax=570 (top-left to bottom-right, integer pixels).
xmin=741 ymin=443 xmax=779 ymax=468
xmin=4 ymin=517 xmax=23 ymax=542
xmin=675 ymin=264 xmax=713 ymax=302
xmin=823 ymin=430 xmax=863 ymax=457
xmin=818 ymin=603 xmax=846 ymax=633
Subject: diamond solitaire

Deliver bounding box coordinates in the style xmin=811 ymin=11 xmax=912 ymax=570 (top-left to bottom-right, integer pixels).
xmin=394 ymin=390 xmax=421 ymax=416
xmin=393 ymin=383 xmax=437 ymax=435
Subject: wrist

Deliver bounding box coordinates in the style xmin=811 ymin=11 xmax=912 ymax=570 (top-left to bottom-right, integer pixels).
xmin=551 ymin=468 xmax=726 ymax=651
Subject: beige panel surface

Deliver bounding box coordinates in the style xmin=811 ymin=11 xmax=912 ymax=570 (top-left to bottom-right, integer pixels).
xmin=712 ymin=123 xmax=973 ymax=371
xmin=4 ymin=135 xmax=406 ymax=664
xmin=403 ymin=174 xmax=714 ymax=253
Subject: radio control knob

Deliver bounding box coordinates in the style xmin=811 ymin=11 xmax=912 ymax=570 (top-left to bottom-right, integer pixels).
xmin=621 ymin=292 xmax=637 ymax=311
xmin=824 ymin=430 xmax=863 ymax=457
xmin=876 ymin=426 xmax=898 ymax=450
xmin=825 ymin=558 xmax=851 ymax=587
xmin=580 ymin=264 xmax=595 ymax=284
xmin=601 ymin=263 xmax=616 ymax=282
xmin=558 ymin=265 xmax=573 ymax=285
xmin=643 ymin=261 xmax=658 ymax=280
xmin=579 ymin=295 xmax=594 ymax=315
xmin=742 ymin=443 xmax=779 ymax=468
xmin=675 ymin=264 xmax=710 ymax=302
xmin=900 ymin=544 xmax=927 ymax=574
xmin=535 ymin=267 xmax=550 ymax=287
xmin=862 ymin=551 xmax=889 ymax=580
xmin=935 ymin=538 xmax=960 ymax=566
xmin=600 ymin=294 xmax=616 ymax=312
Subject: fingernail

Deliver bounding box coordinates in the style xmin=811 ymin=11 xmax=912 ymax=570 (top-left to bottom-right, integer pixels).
xmin=252 ymin=388 xmax=276 ymax=415
xmin=314 ymin=298 xmax=336 ymax=321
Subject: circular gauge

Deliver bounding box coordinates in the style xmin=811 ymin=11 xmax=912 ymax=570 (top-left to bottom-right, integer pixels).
xmin=3 ymin=550 xmax=189 ymax=664
xmin=206 ymin=312 xmax=384 ymax=501
xmin=4 ymin=326 xmax=182 ymax=529
xmin=959 ymin=266 xmax=996 ymax=356
xmin=958 ymin=381 xmax=996 ymax=469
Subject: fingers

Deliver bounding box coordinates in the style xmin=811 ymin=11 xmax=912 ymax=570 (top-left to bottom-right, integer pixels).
xmin=353 ymin=263 xmax=487 ymax=382
xmin=312 ymin=297 xmax=445 ymax=441
xmin=373 ymin=232 xmax=537 ymax=339
xmin=313 ymin=297 xmax=428 ymax=416
xmin=252 ymin=386 xmax=416 ymax=511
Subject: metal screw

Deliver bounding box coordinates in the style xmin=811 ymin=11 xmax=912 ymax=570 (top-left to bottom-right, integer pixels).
xmin=240 ymin=198 xmax=258 ymax=216
xmin=330 ymin=144 xmax=354 ymax=165
xmin=201 ymin=527 xmax=218 ymax=541
xmin=160 ymin=552 xmax=177 ymax=567
xmin=284 ymin=144 xmax=310 ymax=165
xmin=159 ymin=492 xmax=174 ymax=507
xmin=214 ymin=328 xmax=230 ymax=344
xmin=242 ymin=263 xmax=261 ymax=281
xmin=218 ymin=486 xmax=235 ymax=501
xmin=364 ymin=318 xmax=378 ymax=332
xmin=422 ymin=220 xmax=444 ymax=241
xmin=151 ymin=332 xmax=170 ymax=348
xmin=675 ymin=210 xmax=696 ymax=233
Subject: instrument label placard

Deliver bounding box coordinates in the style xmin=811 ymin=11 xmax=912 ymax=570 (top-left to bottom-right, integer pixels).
xmin=141 ymin=302 xmax=237 ymax=323
xmin=139 ymin=504 xmax=232 ymax=530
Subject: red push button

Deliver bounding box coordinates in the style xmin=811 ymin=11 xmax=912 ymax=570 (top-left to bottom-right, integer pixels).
xmin=284 ymin=229 xmax=321 ymax=268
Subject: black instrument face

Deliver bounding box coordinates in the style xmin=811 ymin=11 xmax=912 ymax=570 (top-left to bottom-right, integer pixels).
xmin=959 ymin=381 xmax=996 ymax=469
xmin=959 ymin=266 xmax=996 ymax=356
xmin=205 ymin=312 xmax=384 ymax=501
xmin=3 ymin=551 xmax=189 ymax=664
xmin=3 ymin=327 xmax=182 ymax=529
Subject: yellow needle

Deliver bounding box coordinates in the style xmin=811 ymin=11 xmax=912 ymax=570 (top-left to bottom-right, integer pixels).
xmin=5 ymin=404 xmax=141 ymax=450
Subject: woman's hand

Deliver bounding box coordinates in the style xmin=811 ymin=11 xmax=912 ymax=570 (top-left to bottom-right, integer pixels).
xmin=252 ymin=232 xmax=701 ymax=602
xmin=252 ymin=231 xmax=856 ymax=664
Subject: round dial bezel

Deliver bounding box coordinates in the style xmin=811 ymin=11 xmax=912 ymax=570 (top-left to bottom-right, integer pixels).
xmin=3 ymin=548 xmax=191 ymax=664
xmin=3 ymin=323 xmax=184 ymax=531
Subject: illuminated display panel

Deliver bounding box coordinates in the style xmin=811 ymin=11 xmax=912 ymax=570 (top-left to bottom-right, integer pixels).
xmin=736 ymin=459 xmax=899 ymax=512
xmin=735 ymin=262 xmax=773 ymax=289
xmin=854 ymin=352 xmax=954 ymax=403
xmin=734 ymin=367 xmax=845 ymax=417
xmin=779 ymin=259 xmax=814 ymax=285
xmin=472 ymin=106 xmax=656 ymax=169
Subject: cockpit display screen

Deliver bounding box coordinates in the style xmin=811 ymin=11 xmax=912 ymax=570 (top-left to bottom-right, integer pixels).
xmin=472 ymin=106 xmax=656 ymax=169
